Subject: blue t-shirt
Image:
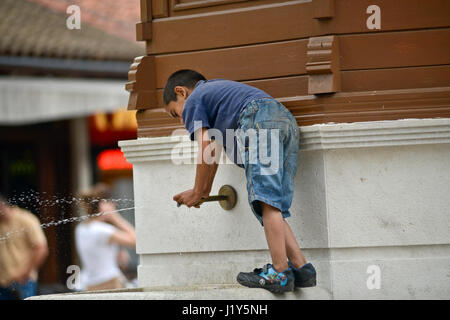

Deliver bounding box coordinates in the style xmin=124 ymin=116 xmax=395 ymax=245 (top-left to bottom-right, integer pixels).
xmin=182 ymin=79 xmax=271 ymax=166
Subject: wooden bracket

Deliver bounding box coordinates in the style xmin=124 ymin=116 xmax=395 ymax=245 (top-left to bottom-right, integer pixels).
xmin=126 ymin=56 xmax=157 ymax=110
xmin=151 ymin=0 xmax=169 ymax=18
xmin=306 ymin=35 xmax=341 ymax=95
xmin=140 ymin=0 xmax=152 ymax=21
xmin=136 ymin=22 xmax=152 ymax=41
xmin=313 ymin=0 xmax=334 ymax=19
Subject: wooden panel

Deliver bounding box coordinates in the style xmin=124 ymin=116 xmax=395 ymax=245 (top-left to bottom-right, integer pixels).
xmin=152 ymin=0 xmax=169 ymax=18
xmin=136 ymin=109 xmax=185 ymax=137
xmin=168 ymin=0 xmax=295 ymax=17
xmin=152 ymin=28 xmax=450 ymax=89
xmin=154 ymin=75 xmax=310 ymax=107
xmin=140 ymin=0 xmax=152 ymax=21
xmin=339 ymin=29 xmax=450 ymax=70
xmin=171 ymin=0 xmax=248 ymax=11
xmin=149 ymin=1 xmax=315 ymax=54
xmin=281 ymin=87 xmax=450 ymax=126
xmin=148 ymin=0 xmax=450 ymax=54
xmin=154 ymin=40 xmax=308 ymax=88
xmin=341 ymin=65 xmax=450 ymax=92
xmin=136 ymin=87 xmax=450 ymax=137
xmin=150 ymin=65 xmax=450 ymax=108
xmin=313 ymin=0 xmax=334 ymax=19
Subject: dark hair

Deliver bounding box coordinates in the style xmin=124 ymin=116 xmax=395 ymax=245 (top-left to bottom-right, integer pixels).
xmin=163 ymin=69 xmax=206 ymax=106
xmin=79 ymin=183 xmax=112 ymax=215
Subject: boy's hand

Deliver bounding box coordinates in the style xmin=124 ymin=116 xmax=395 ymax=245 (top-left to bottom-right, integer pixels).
xmin=173 ymin=189 xmax=204 ymax=208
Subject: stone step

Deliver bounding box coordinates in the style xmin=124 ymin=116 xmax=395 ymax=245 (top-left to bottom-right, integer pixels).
xmin=28 ymin=284 xmax=332 ymax=300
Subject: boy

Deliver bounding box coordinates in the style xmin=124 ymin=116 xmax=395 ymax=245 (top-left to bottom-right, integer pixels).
xmin=163 ymin=69 xmax=316 ymax=293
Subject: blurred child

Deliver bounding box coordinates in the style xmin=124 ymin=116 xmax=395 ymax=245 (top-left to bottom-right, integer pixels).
xmin=75 ymin=184 xmax=136 ymax=291
xmin=0 ymin=194 xmax=48 ymax=300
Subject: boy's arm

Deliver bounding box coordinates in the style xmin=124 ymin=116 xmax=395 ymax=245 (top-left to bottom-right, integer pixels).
xmin=173 ymin=127 xmax=220 ymax=207
xmin=203 ymin=161 xmax=219 ymax=196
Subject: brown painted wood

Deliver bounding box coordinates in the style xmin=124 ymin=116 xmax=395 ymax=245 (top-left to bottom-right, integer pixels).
xmin=282 ymin=87 xmax=450 ymax=126
xmin=148 ymin=0 xmax=450 ymax=54
xmin=151 ymin=28 xmax=449 ymax=89
xmin=341 ymin=65 xmax=450 ymax=92
xmin=152 ymin=0 xmax=169 ymax=18
xmin=136 ymin=87 xmax=450 ymax=137
xmin=313 ymin=0 xmax=334 ymax=19
xmin=171 ymin=0 xmax=248 ymax=11
xmin=136 ymin=22 xmax=152 ymax=41
xmin=149 ymin=65 xmax=450 ymax=109
xmin=153 ymin=39 xmax=308 ymax=88
xmin=306 ymin=35 xmax=341 ymax=94
xmin=140 ymin=0 xmax=152 ymax=21
xmin=148 ymin=1 xmax=315 ymax=54
xmin=339 ymin=29 xmax=450 ymax=70
xmin=130 ymin=0 xmax=450 ymax=137
xmin=127 ymin=56 xmax=157 ymax=110
xmin=168 ymin=0 xmax=296 ymax=17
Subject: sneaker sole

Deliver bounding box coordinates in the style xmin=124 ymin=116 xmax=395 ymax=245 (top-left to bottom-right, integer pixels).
xmin=295 ymin=278 xmax=317 ymax=288
xmin=237 ymin=278 xmax=294 ymax=294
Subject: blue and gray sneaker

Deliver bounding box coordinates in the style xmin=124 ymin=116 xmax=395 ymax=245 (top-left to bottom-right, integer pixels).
xmin=236 ymin=264 xmax=295 ymax=293
xmin=288 ymin=261 xmax=317 ymax=288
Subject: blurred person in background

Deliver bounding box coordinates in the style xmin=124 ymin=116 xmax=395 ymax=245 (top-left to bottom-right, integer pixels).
xmin=0 ymin=194 xmax=49 ymax=300
xmin=76 ymin=183 xmax=136 ymax=291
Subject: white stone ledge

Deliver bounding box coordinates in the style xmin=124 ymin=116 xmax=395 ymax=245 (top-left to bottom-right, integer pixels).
xmin=301 ymin=118 xmax=450 ymax=151
xmin=119 ymin=135 xmax=197 ymax=163
xmin=119 ymin=118 xmax=450 ymax=162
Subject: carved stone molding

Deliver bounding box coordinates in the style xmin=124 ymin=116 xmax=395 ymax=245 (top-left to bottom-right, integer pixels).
xmin=126 ymin=56 xmax=157 ymax=110
xmin=306 ymin=35 xmax=341 ymax=95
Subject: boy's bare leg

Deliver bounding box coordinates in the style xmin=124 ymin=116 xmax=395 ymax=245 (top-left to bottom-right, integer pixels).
xmin=284 ymin=221 xmax=307 ymax=268
xmin=261 ymin=202 xmax=289 ymax=273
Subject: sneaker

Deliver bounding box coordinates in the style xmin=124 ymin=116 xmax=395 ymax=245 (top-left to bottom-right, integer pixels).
xmin=288 ymin=261 xmax=317 ymax=288
xmin=236 ymin=263 xmax=295 ymax=293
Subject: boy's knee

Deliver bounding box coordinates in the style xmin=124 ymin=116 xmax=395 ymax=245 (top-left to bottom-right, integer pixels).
xmin=260 ymin=202 xmax=282 ymax=217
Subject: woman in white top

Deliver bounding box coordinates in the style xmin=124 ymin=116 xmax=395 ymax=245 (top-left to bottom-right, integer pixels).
xmin=75 ymin=183 xmax=136 ymax=291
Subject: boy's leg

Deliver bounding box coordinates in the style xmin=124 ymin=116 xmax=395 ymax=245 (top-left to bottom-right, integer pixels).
xmin=262 ymin=202 xmax=308 ymax=271
xmin=261 ymin=202 xmax=289 ymax=272
xmin=237 ymin=201 xmax=295 ymax=293
xmin=284 ymin=220 xmax=307 ymax=268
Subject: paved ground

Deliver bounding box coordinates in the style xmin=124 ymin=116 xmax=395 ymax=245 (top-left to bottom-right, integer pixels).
xmin=28 ymin=284 xmax=332 ymax=300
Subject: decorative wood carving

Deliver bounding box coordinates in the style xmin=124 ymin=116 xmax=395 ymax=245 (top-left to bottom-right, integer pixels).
xmin=306 ymin=35 xmax=341 ymax=95
xmin=126 ymin=56 xmax=157 ymax=110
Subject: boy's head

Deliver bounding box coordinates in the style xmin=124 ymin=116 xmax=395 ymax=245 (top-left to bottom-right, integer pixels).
xmin=163 ymin=69 xmax=206 ymax=121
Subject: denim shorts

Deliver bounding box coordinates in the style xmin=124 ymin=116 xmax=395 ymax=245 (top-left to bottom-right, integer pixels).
xmin=236 ymin=98 xmax=300 ymax=226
